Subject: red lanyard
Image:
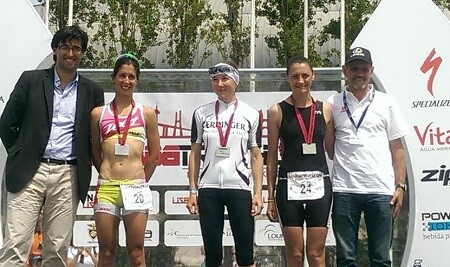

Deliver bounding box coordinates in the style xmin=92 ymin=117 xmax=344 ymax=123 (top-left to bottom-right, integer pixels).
xmin=215 ymin=99 xmax=238 ymax=147
xmin=290 ymin=95 xmax=316 ymax=144
xmin=112 ymin=99 xmax=135 ymax=145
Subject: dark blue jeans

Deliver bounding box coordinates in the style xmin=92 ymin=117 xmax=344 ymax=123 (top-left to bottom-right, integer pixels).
xmin=332 ymin=193 xmax=393 ymax=267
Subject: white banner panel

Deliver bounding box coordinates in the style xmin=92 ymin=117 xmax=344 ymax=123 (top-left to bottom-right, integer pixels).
xmin=164 ymin=220 xmax=235 ymax=247
xmin=73 ymin=220 xmax=99 ymax=247
xmin=255 ymin=219 xmax=335 ymax=246
xmin=352 ymin=0 xmax=450 ymax=265
xmin=164 ymin=220 xmax=203 ymax=246
xmin=77 ymin=190 xmax=160 ymax=215
xmin=76 ymin=190 xmax=97 ymax=216
xmin=118 ymin=220 xmax=159 ymax=247
xmin=255 ymin=220 xmax=285 ymax=246
xmin=164 ymin=191 xmax=190 ymax=215
xmin=74 ymin=220 xmax=159 ymax=247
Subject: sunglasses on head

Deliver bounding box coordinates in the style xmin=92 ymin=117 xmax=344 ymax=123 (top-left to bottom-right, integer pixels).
xmin=208 ymin=64 xmax=238 ymax=76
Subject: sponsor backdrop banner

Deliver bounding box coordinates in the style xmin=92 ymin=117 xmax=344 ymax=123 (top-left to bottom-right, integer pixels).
xmin=73 ymin=91 xmax=337 ymax=248
xmin=352 ymin=0 xmax=450 ymax=266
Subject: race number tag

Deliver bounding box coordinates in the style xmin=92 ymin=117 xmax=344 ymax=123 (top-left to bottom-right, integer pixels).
xmin=302 ymin=143 xmax=317 ymax=154
xmin=115 ymin=144 xmax=130 ymax=156
xmin=216 ymin=146 xmax=230 ymax=157
xmin=120 ymin=183 xmax=153 ymax=211
xmin=287 ymin=171 xmax=324 ymax=200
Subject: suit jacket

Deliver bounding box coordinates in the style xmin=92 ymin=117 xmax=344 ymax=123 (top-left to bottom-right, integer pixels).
xmin=0 ymin=67 xmax=104 ymax=202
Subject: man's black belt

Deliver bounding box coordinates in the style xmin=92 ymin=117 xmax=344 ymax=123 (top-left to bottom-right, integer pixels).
xmin=41 ymin=158 xmax=77 ymax=165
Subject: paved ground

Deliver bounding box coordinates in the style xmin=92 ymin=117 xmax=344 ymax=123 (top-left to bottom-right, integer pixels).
xmin=175 ymin=247 xmax=204 ymax=266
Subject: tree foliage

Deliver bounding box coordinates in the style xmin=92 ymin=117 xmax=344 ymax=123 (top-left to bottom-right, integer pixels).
xmin=223 ymin=0 xmax=251 ymax=66
xmin=257 ymin=0 xmax=337 ymax=67
xmin=51 ymin=0 xmax=161 ymax=68
xmin=48 ymin=0 xmax=450 ymax=69
xmin=160 ymin=0 xmax=214 ymax=68
xmin=317 ymin=0 xmax=379 ymax=55
xmin=433 ymin=0 xmax=450 ymax=10
xmin=202 ymin=0 xmax=252 ymax=67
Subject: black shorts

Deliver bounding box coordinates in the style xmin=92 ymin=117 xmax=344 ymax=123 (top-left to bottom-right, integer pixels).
xmin=198 ymin=188 xmax=254 ymax=267
xmin=275 ymin=177 xmax=332 ymax=227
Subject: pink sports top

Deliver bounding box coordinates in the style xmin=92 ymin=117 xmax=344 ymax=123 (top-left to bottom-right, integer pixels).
xmin=99 ymin=101 xmax=147 ymax=144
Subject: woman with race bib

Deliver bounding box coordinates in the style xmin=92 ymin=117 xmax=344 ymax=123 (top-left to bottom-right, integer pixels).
xmin=266 ymin=55 xmax=334 ymax=267
xmin=90 ymin=54 xmax=160 ymax=267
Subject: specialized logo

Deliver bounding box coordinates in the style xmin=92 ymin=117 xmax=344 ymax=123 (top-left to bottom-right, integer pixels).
xmin=420 ymin=48 xmax=442 ymax=97
xmin=411 ymin=49 xmax=450 ymax=108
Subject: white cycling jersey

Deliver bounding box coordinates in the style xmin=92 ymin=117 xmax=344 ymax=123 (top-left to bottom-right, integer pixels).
xmin=191 ymin=99 xmax=262 ymax=191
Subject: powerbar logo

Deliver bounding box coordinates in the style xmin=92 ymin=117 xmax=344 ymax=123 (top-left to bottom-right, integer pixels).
xmin=421 ymin=211 xmax=450 ymax=233
xmin=421 ymin=164 xmax=450 ymax=186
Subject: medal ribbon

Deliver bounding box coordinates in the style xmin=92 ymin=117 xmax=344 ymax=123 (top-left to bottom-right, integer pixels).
xmin=343 ymin=89 xmax=375 ymax=132
xmin=291 ymin=95 xmax=316 ymax=144
xmin=215 ymin=100 xmax=238 ymax=147
xmin=112 ymin=99 xmax=135 ymax=145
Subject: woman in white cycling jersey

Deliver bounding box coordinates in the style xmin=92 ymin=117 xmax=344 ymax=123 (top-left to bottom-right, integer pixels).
xmin=186 ymin=61 xmax=264 ymax=267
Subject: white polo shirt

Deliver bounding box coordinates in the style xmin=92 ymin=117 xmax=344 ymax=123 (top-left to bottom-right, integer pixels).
xmin=327 ymin=86 xmax=408 ymax=195
xmin=191 ymin=99 xmax=261 ymax=191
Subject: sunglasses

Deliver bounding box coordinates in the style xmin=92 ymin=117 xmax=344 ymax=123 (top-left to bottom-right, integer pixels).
xmin=208 ymin=64 xmax=239 ymax=76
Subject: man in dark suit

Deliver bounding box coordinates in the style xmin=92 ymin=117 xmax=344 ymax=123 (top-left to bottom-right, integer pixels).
xmin=0 ymin=25 xmax=104 ymax=267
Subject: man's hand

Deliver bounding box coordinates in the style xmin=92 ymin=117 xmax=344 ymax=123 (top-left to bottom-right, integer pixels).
xmin=390 ymin=188 xmax=404 ymax=218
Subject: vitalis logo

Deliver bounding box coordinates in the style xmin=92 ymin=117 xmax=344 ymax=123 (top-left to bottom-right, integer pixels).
xmin=411 ymin=49 xmax=450 ymax=108
xmin=413 ymin=122 xmax=450 ymax=151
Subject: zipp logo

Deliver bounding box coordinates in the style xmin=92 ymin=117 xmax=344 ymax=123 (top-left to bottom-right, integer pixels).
xmin=420 ymin=48 xmax=442 ymax=97
xmin=421 ymin=164 xmax=450 ymax=186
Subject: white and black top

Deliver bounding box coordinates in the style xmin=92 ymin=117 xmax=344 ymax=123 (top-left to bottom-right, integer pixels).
xmin=190 ymin=99 xmax=262 ymax=191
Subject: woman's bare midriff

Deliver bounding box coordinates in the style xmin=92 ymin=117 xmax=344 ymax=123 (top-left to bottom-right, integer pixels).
xmin=99 ymin=139 xmax=146 ymax=180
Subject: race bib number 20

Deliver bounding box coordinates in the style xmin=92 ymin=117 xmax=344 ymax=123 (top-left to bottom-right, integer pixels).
xmin=120 ymin=183 xmax=153 ymax=211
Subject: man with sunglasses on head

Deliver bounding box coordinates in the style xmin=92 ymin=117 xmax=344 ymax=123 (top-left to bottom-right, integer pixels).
xmin=0 ymin=25 xmax=104 ymax=267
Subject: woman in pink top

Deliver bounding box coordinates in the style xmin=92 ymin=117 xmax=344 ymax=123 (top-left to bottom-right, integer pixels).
xmin=90 ymin=54 xmax=160 ymax=267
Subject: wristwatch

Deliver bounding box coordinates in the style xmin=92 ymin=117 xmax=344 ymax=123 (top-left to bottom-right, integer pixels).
xmin=189 ymin=188 xmax=198 ymax=194
xmin=396 ymin=182 xmax=407 ymax=192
